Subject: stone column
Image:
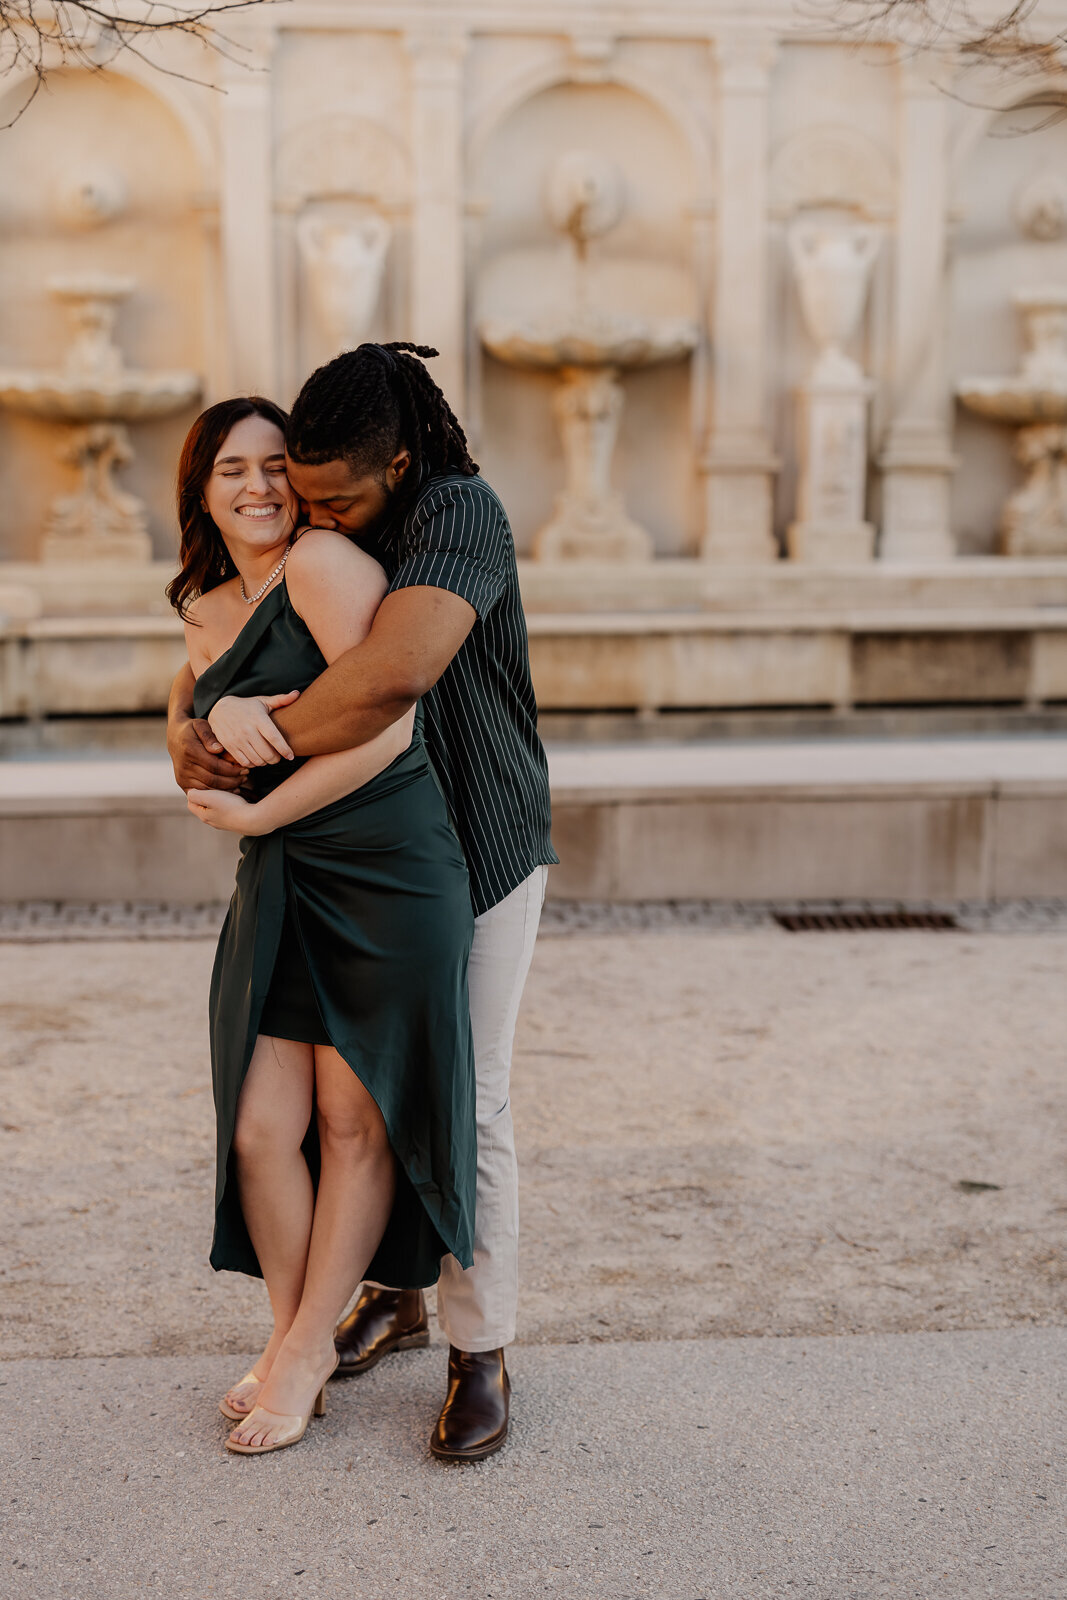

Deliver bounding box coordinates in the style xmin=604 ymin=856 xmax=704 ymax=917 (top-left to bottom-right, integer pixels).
xmin=406 ymin=27 xmax=468 ymax=411
xmin=219 ymin=27 xmax=278 ymax=398
xmin=878 ymin=52 xmax=957 ymax=561
xmin=700 ymin=32 xmax=779 ymax=563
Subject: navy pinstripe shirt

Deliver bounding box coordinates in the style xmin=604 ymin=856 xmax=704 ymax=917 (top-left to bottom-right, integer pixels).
xmin=371 ymin=471 xmax=557 ymax=917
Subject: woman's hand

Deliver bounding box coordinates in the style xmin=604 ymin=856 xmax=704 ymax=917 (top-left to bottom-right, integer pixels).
xmin=187 ymin=788 xmax=266 ymax=836
xmin=207 ymin=690 xmax=301 ymax=768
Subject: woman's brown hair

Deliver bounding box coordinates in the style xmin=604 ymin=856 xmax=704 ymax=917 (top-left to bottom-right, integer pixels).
xmin=166 ymin=395 xmax=291 ymax=621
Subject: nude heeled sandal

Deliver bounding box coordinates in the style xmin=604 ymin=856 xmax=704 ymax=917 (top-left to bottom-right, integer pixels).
xmin=218 ymin=1369 xmax=267 ymax=1422
xmin=225 ymin=1357 xmax=338 ymax=1455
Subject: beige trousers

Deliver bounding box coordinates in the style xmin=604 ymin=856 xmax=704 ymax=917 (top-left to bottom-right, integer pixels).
xmin=435 ymin=865 xmax=548 ymax=1352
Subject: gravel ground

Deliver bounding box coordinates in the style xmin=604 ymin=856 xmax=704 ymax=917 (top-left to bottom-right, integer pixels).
xmin=1 ymin=930 xmax=1064 ymax=1359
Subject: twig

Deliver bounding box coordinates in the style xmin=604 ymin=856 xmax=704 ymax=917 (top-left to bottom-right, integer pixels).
xmin=0 ymin=0 xmax=279 ymax=128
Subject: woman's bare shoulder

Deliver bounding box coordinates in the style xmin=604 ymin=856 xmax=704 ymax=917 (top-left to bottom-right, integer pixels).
xmin=287 ymin=528 xmax=388 ymax=597
xmin=183 ymin=580 xmax=240 ymax=669
xmin=187 ymin=578 xmax=241 ymax=623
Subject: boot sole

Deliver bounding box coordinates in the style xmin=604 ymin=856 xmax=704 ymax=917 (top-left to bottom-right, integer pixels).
xmin=333 ymin=1329 xmax=430 ymax=1377
xmin=429 ymin=1424 xmax=509 ymax=1463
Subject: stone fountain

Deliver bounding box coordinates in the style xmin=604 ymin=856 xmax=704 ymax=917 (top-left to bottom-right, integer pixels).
xmin=478 ymin=149 xmax=699 ymax=561
xmin=0 ymin=275 xmax=200 ymax=563
xmin=957 ymin=287 xmax=1067 ymax=556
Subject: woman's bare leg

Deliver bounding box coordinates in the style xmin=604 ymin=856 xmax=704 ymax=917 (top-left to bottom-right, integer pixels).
xmin=225 ymin=1033 xmax=315 ymax=1408
xmin=229 ymin=1046 xmax=396 ymax=1445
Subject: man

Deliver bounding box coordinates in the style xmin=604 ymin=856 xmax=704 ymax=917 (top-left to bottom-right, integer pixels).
xmin=167 ymin=341 xmax=556 ymax=1461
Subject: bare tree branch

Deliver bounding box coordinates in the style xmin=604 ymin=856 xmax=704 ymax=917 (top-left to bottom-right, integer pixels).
xmin=804 ymin=1 xmax=1067 ymax=69
xmin=0 ymin=1 xmax=279 ymax=127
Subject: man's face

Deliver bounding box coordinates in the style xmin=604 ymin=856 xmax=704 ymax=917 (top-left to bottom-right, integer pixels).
xmin=285 ymin=449 xmax=411 ymax=535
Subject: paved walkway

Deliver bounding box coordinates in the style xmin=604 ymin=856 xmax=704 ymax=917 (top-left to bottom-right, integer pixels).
xmin=4 ymin=1331 xmax=1064 ymax=1600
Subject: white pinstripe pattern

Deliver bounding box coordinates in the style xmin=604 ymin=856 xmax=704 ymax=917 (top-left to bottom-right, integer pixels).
xmin=382 ymin=474 xmax=557 ymax=917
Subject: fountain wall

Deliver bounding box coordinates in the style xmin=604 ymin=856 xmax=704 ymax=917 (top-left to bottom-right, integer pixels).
xmin=2 ymin=3 xmax=1067 ymax=717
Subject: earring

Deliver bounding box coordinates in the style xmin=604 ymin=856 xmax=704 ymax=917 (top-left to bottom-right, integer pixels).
xmin=219 ymin=556 xmax=228 ymax=576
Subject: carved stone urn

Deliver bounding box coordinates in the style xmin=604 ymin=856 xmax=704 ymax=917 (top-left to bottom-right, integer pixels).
xmin=786 ymin=218 xmax=880 ymax=565
xmin=297 ymin=212 xmax=391 ymax=355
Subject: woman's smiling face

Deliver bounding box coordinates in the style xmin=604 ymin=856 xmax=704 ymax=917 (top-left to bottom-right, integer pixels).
xmin=203 ymin=413 xmax=299 ymax=558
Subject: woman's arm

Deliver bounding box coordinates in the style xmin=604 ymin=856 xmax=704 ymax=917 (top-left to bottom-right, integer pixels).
xmin=187 ymin=715 xmax=414 ymax=834
xmin=188 ymin=533 xmax=415 ymax=835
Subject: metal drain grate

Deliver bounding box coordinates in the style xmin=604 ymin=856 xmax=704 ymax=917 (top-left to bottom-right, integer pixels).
xmin=773 ymin=909 xmax=960 ymax=933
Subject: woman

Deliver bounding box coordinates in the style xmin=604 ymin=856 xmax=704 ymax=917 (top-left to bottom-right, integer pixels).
xmin=169 ymin=396 xmax=476 ymax=1455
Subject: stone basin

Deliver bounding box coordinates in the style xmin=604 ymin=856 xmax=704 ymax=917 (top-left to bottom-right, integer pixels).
xmin=479 ymin=309 xmax=699 ymax=372
xmin=957 ymin=286 xmax=1067 ymax=425
xmin=955 ymin=379 xmax=1067 ymax=426
xmin=0 ymin=272 xmax=199 ymax=426
xmin=0 ymin=370 xmax=201 ymax=423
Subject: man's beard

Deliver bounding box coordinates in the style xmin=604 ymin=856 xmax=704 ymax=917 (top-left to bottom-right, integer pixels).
xmin=344 ymin=476 xmax=398 ymax=544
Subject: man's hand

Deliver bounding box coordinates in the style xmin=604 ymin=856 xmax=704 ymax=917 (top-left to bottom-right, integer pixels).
xmin=168 ymin=712 xmax=248 ymax=794
xmin=206 ymin=690 xmax=301 ymax=768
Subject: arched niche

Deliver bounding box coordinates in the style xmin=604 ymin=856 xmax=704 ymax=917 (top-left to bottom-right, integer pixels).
xmin=469 ymin=77 xmax=705 ymax=557
xmin=948 ymin=94 xmax=1067 ymax=553
xmin=275 ymin=113 xmax=412 ymax=396
xmin=0 ymin=68 xmax=212 ymax=563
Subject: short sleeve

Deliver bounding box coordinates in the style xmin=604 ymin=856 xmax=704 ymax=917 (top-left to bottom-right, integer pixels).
xmin=388 ymin=480 xmax=508 ymax=619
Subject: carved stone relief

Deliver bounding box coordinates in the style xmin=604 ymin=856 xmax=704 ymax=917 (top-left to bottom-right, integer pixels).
xmin=276 ymin=114 xmax=411 ymax=210
xmin=297 ymin=211 xmax=392 ymax=355
xmin=770 ymin=124 xmax=895 ymax=220
xmin=54 ymin=166 xmax=128 ymax=229
xmin=1016 ymin=170 xmax=1067 ymax=241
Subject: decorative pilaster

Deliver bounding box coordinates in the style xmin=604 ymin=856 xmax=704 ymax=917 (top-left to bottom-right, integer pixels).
xmin=406 ymin=27 xmax=468 ymax=410
xmin=219 ymin=27 xmax=278 ymax=398
xmin=878 ymin=51 xmax=957 ymax=561
xmin=701 ymin=32 xmax=779 ymax=563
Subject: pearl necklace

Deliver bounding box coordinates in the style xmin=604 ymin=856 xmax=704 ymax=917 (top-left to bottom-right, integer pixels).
xmin=240 ymin=543 xmax=292 ymax=606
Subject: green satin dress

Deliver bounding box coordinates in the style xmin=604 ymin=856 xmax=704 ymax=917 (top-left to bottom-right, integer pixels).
xmin=192 ymin=578 xmax=476 ymax=1289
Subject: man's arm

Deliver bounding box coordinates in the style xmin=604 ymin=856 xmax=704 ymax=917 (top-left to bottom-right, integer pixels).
xmin=271 ymin=585 xmax=476 ymax=758
xmin=166 ymin=662 xmax=246 ymax=792
xmin=166 ymin=661 xmax=298 ymax=791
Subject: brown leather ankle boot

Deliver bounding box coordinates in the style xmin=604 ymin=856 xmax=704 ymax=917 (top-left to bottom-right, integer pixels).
xmin=333 ymin=1286 xmax=429 ymax=1376
xmin=430 ymin=1346 xmax=510 ymax=1462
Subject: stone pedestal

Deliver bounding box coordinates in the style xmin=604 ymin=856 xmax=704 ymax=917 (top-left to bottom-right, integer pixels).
xmin=1002 ymin=425 xmax=1067 ymax=555
xmin=40 ymin=422 xmax=152 ymax=564
xmin=701 ymin=432 xmax=780 ymax=563
xmin=534 ymin=366 xmax=653 ymax=562
xmin=878 ymin=425 xmax=957 ymax=562
xmin=788 ymin=367 xmax=876 ymax=564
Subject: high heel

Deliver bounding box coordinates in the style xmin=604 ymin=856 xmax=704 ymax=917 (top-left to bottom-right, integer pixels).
xmin=218 ymin=1368 xmax=266 ymax=1422
xmin=225 ymin=1357 xmax=338 ymax=1456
